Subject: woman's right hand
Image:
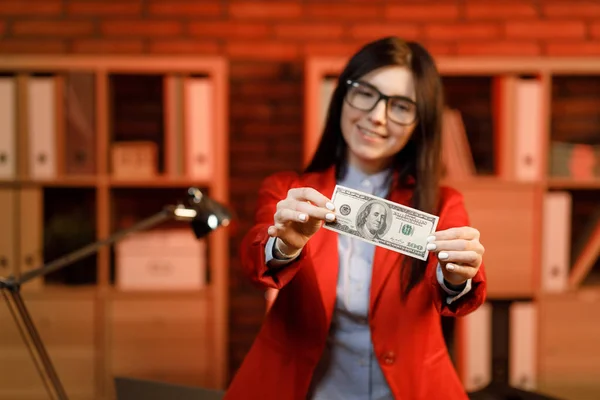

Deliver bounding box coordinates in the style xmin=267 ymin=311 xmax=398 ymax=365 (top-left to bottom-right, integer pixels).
xmin=267 ymin=187 xmax=336 ymax=256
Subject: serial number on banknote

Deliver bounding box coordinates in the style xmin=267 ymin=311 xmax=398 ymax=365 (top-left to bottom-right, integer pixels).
xmin=323 ymin=185 xmax=439 ymax=261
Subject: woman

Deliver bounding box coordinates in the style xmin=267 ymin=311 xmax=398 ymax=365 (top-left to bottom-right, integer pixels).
xmin=226 ymin=37 xmax=487 ymax=400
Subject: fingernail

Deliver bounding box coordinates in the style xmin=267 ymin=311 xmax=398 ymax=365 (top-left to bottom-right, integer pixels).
xmin=298 ymin=213 xmax=307 ymax=221
xmin=426 ymin=243 xmax=436 ymax=251
xmin=427 ymin=235 xmax=436 ymax=243
xmin=325 ymin=213 xmax=335 ymax=222
xmin=326 ymin=202 xmax=335 ymax=211
xmin=446 ymin=264 xmax=455 ymax=271
xmin=438 ymin=252 xmax=449 ymax=260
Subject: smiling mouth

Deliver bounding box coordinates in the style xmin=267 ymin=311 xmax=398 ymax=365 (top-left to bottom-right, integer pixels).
xmin=358 ymin=126 xmax=386 ymax=139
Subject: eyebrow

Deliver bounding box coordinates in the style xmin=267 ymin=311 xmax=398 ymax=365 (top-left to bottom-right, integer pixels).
xmin=358 ymin=80 xmax=416 ymax=102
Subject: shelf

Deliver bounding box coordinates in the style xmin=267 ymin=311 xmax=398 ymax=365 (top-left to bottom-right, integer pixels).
xmin=0 ymin=177 xmax=98 ymax=187
xmin=106 ymin=285 xmax=212 ymax=301
xmin=547 ymin=178 xmax=600 ymax=190
xmin=107 ymin=176 xmax=206 ymax=188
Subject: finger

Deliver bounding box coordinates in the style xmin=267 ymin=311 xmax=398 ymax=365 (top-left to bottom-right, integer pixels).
xmin=427 ymin=239 xmax=484 ymax=254
xmin=295 ymin=200 xmax=336 ymax=222
xmin=429 ymin=227 xmax=480 ymax=241
xmin=274 ymin=208 xmax=308 ymax=225
xmin=437 ymin=250 xmax=481 ymax=266
xmin=444 ymin=263 xmax=477 ymax=279
xmin=288 ymin=187 xmax=335 ymax=210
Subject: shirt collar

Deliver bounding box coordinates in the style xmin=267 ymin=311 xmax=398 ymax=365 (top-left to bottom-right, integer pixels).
xmin=338 ymin=163 xmax=392 ymax=195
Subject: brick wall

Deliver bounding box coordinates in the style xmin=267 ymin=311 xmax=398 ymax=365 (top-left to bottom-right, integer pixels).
xmin=2 ymin=0 xmax=599 ymax=383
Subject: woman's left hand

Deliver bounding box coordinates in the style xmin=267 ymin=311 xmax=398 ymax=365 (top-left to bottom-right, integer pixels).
xmin=427 ymin=227 xmax=485 ymax=286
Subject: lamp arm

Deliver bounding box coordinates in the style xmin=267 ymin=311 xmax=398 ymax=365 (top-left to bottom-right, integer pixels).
xmin=3 ymin=205 xmax=183 ymax=289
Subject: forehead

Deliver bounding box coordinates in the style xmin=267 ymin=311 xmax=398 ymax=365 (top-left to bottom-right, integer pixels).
xmin=370 ymin=203 xmax=385 ymax=213
xmin=359 ymin=65 xmax=415 ymax=99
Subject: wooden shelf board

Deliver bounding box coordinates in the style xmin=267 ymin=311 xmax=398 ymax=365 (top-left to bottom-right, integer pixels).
xmin=0 ymin=177 xmax=98 ymax=187
xmin=106 ymin=286 xmax=212 ymax=301
xmin=547 ymin=178 xmax=600 ymax=190
xmin=107 ymin=176 xmax=209 ymax=188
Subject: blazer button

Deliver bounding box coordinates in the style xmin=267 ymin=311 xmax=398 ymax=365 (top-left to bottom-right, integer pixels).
xmin=383 ymin=351 xmax=396 ymax=365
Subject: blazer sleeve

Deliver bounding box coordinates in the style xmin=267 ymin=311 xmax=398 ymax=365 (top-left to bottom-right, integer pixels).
xmin=426 ymin=187 xmax=487 ymax=317
xmin=239 ymin=171 xmax=312 ymax=290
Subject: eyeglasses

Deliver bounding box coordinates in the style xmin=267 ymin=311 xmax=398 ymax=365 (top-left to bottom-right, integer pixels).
xmin=344 ymin=80 xmax=417 ymax=125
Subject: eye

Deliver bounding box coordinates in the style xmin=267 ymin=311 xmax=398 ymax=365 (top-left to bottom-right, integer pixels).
xmin=390 ymin=99 xmax=414 ymax=112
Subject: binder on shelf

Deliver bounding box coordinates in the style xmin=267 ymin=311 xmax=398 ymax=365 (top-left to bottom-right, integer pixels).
xmin=0 ymin=77 xmax=17 ymax=179
xmin=64 ymin=73 xmax=97 ymax=176
xmin=0 ymin=188 xmax=18 ymax=278
xmin=509 ymin=301 xmax=538 ymax=390
xmin=184 ymin=77 xmax=213 ymax=181
xmin=461 ymin=302 xmax=492 ymax=392
xmin=493 ymin=75 xmax=517 ymax=180
xmin=27 ymin=76 xmax=58 ymax=179
xmin=541 ymin=192 xmax=572 ymax=293
xmin=513 ymin=78 xmax=544 ymax=182
xmin=164 ymin=74 xmax=185 ymax=177
xmin=17 ymin=187 xmax=44 ymax=289
xmin=442 ymin=108 xmax=476 ymax=179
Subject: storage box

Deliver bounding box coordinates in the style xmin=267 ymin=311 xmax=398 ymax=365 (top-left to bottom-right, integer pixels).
xmin=115 ymin=229 xmax=206 ymax=291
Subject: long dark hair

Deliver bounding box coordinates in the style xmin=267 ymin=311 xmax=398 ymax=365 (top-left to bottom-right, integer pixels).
xmin=305 ymin=37 xmax=444 ymax=299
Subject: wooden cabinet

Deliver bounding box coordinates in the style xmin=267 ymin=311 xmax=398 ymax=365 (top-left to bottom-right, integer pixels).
xmin=0 ymin=56 xmax=229 ymax=399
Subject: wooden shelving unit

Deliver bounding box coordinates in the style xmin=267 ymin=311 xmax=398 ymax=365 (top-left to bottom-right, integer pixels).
xmin=303 ymin=55 xmax=600 ymax=400
xmin=0 ymin=56 xmax=229 ymax=400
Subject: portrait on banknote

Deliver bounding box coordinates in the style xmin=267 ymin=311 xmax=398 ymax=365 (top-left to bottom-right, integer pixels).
xmin=355 ymin=200 xmax=392 ymax=240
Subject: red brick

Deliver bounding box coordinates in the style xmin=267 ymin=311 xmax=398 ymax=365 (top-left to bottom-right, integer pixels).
xmin=457 ymin=41 xmax=541 ymax=56
xmin=274 ymin=23 xmax=344 ymax=40
xmin=12 ymin=20 xmax=95 ymax=37
xmin=147 ymin=1 xmax=222 ymax=17
xmin=421 ymin=42 xmax=455 ymax=56
xmin=71 ymin=39 xmax=144 ymax=54
xmin=148 ymin=40 xmax=220 ymax=54
xmin=543 ymin=2 xmax=600 ymax=18
xmin=591 ymin=22 xmax=600 ymax=38
xmin=546 ymin=41 xmax=600 ymax=56
xmin=385 ymin=4 xmax=460 ymax=21
xmin=0 ymin=39 xmax=66 ymax=53
xmin=505 ymin=21 xmax=586 ymax=39
xmin=465 ymin=3 xmax=538 ymax=19
xmin=67 ymin=1 xmax=141 ymax=16
xmin=349 ymin=24 xmax=420 ymax=41
xmin=425 ymin=23 xmax=500 ymax=40
xmin=304 ymin=4 xmax=381 ymax=20
xmin=302 ymin=42 xmax=361 ymax=57
xmin=228 ymin=2 xmax=302 ymax=19
xmin=0 ymin=0 xmax=61 ymax=15
xmin=226 ymin=41 xmax=299 ymax=60
xmin=230 ymin=63 xmax=282 ymax=79
xmin=189 ymin=22 xmax=269 ymax=39
xmin=101 ymin=20 xmax=183 ymax=37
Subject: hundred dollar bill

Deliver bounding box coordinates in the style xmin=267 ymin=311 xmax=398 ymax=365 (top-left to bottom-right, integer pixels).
xmin=323 ymin=185 xmax=439 ymax=261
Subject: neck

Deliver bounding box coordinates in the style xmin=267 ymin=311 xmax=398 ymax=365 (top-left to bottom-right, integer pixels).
xmin=347 ymin=154 xmax=392 ymax=176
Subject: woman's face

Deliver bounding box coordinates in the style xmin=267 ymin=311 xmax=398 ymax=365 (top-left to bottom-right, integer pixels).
xmin=340 ymin=65 xmax=417 ymax=174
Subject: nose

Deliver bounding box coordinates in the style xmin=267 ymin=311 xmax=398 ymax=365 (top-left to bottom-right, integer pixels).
xmin=368 ymin=98 xmax=387 ymax=125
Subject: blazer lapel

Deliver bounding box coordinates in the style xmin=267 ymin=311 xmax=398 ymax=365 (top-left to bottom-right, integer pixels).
xmin=369 ymin=186 xmax=412 ymax=313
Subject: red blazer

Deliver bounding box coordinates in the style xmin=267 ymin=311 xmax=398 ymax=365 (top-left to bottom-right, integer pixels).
xmin=226 ymin=167 xmax=487 ymax=400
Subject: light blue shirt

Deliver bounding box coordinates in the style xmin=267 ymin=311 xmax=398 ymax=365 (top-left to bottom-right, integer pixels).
xmin=265 ymin=165 xmax=471 ymax=399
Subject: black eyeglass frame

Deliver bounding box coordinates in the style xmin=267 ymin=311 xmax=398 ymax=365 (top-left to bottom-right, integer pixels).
xmin=344 ymin=79 xmax=418 ymax=126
